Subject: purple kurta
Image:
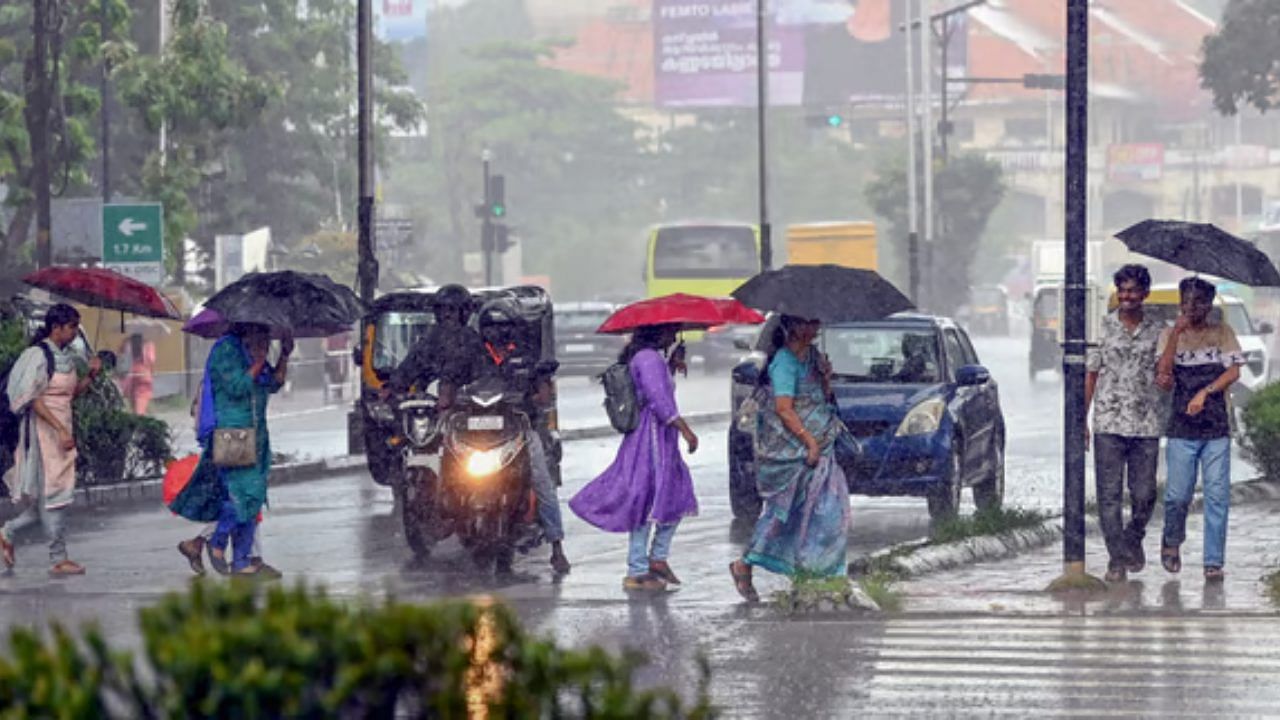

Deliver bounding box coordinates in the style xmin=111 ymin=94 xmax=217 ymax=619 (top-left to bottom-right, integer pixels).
xmin=569 ymin=349 xmax=699 ymax=532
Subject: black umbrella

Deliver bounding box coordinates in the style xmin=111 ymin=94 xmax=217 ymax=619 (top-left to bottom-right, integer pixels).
xmin=203 ymin=270 xmax=363 ymax=338
xmin=732 ymin=265 xmax=914 ymax=322
xmin=1116 ymin=220 xmax=1280 ymax=287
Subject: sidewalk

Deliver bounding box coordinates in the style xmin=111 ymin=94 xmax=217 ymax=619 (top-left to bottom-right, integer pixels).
xmin=900 ymin=496 xmax=1280 ymax=615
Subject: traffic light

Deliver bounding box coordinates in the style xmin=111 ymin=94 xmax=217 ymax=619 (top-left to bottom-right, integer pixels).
xmin=488 ymin=174 xmax=506 ymax=218
xmin=805 ymin=111 xmax=846 ymax=129
xmin=826 ymin=113 xmax=844 ymax=128
xmin=1023 ymin=73 xmax=1066 ymax=90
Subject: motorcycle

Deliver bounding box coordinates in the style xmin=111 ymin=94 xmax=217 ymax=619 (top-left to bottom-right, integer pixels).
xmin=397 ymin=375 xmax=541 ymax=572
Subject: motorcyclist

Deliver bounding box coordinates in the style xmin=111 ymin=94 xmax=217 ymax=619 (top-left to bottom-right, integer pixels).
xmin=384 ymin=284 xmax=485 ymax=406
xmin=470 ymin=298 xmax=572 ymax=576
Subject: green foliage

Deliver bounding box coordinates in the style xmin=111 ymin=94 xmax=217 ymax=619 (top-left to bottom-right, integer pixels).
xmin=1200 ymin=0 xmax=1280 ymax=114
xmin=0 ymin=317 xmax=26 ymax=370
xmin=1264 ymin=569 xmax=1280 ymax=607
xmin=74 ymin=373 xmax=172 ymax=486
xmin=865 ymin=149 xmax=1006 ymax=309
xmin=929 ymin=507 xmax=1049 ymax=545
xmin=1242 ymin=382 xmax=1280 ymax=480
xmin=857 ymin=572 xmax=904 ymax=613
xmin=0 ymin=581 xmax=715 ymax=718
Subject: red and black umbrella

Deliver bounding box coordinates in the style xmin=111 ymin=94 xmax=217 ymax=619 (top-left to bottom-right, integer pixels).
xmin=23 ymin=266 xmax=181 ymax=320
xmin=596 ymin=293 xmax=764 ymax=335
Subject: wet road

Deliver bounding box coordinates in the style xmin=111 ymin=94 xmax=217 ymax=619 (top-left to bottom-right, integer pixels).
xmin=3 ymin=334 xmax=1277 ymax=716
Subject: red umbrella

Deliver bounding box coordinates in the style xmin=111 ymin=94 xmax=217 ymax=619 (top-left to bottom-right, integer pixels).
xmin=596 ymin=293 xmax=764 ymax=335
xmin=23 ymin=266 xmax=181 ymax=320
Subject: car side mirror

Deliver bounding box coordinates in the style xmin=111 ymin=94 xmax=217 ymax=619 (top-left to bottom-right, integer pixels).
xmin=353 ymin=346 xmax=363 ymax=365
xmin=1259 ymin=322 xmax=1274 ymax=335
xmin=733 ymin=338 xmax=752 ymax=351
xmin=732 ymin=361 xmax=760 ymax=385
xmin=956 ymin=364 xmax=991 ymax=386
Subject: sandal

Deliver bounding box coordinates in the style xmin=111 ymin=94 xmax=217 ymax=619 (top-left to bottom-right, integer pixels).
xmin=1204 ymin=566 xmax=1225 ymax=582
xmin=729 ymin=560 xmax=759 ymax=603
xmin=650 ymin=559 xmax=681 ymax=585
xmin=48 ymin=560 xmax=86 ymax=578
xmin=177 ymin=538 xmax=206 ymax=575
xmin=0 ymin=534 xmax=13 ymax=569
xmin=1161 ymin=545 xmax=1181 ymax=574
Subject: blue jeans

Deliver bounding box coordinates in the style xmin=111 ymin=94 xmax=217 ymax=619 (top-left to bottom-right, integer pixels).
xmin=628 ymin=522 xmax=678 ymax=578
xmin=210 ymin=499 xmax=258 ymax=572
xmin=527 ymin=430 xmax=564 ymax=543
xmin=1162 ymin=437 xmax=1231 ymax=568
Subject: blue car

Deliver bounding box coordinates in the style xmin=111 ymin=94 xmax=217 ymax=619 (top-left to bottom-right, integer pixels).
xmin=728 ymin=314 xmax=1005 ymax=521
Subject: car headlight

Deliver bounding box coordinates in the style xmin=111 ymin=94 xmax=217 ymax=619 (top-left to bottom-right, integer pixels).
xmin=465 ymin=449 xmax=503 ymax=477
xmin=896 ymin=398 xmax=946 ymax=437
xmin=1245 ymin=350 xmax=1265 ymax=377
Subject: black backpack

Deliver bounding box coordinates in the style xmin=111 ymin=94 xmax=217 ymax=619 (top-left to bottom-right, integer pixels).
xmin=599 ymin=361 xmax=641 ymax=434
xmin=0 ymin=343 xmax=57 ymax=449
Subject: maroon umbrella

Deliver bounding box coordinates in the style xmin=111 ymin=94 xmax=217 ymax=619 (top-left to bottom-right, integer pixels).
xmin=23 ymin=266 xmax=181 ymax=319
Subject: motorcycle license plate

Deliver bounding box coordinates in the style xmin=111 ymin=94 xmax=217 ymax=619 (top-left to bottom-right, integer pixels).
xmin=405 ymin=454 xmax=434 ymax=468
xmin=468 ymin=415 xmax=504 ymax=431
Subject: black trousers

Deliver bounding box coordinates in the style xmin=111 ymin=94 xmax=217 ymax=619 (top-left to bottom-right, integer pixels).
xmin=1093 ymin=433 xmax=1160 ymax=568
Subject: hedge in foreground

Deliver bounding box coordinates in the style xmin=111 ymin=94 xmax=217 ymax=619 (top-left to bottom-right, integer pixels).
xmin=0 ymin=581 xmax=714 ymax=719
xmin=1243 ymin=383 xmax=1280 ymax=482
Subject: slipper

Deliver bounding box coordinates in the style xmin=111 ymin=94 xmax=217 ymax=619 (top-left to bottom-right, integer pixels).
xmin=177 ymin=538 xmax=206 ymax=575
xmin=1204 ymin=566 xmax=1225 ymax=582
xmin=206 ymin=544 xmax=230 ymax=576
xmin=0 ymin=534 xmax=13 ymax=569
xmin=729 ymin=560 xmax=759 ymax=603
xmin=48 ymin=560 xmax=86 ymax=578
xmin=1161 ymin=545 xmax=1181 ymax=574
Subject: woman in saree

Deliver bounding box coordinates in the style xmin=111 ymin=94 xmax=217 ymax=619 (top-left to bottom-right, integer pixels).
xmin=1 ymin=304 xmax=102 ymax=576
xmin=171 ymin=322 xmax=289 ymax=578
xmin=730 ymin=315 xmax=851 ymax=602
xmin=570 ymin=324 xmax=699 ymax=592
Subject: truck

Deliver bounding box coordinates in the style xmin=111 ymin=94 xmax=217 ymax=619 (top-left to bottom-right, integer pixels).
xmin=786 ymin=222 xmax=878 ymax=269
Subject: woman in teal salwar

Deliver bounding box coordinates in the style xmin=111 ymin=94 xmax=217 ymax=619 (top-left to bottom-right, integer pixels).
xmin=730 ymin=315 xmax=851 ymax=602
xmin=170 ymin=323 xmax=290 ymax=578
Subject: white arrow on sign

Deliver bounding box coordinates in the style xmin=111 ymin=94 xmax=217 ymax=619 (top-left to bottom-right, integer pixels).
xmin=118 ymin=218 xmax=148 ymax=237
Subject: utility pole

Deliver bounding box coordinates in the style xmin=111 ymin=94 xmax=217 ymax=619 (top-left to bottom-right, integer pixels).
xmin=1049 ymin=0 xmax=1102 ymax=593
xmin=905 ymin=0 xmax=920 ymax=305
xmin=755 ymin=0 xmax=772 ymax=271
xmin=32 ymin=0 xmax=53 ymax=269
xmin=100 ymin=0 xmax=111 ymax=202
xmin=920 ymin=0 xmax=934 ymax=309
xmin=356 ymin=0 xmax=378 ymax=304
xmin=481 ymin=151 xmax=493 ymax=286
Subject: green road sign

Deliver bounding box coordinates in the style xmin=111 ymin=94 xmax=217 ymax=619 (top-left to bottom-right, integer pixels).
xmin=102 ymin=203 xmax=163 ymax=264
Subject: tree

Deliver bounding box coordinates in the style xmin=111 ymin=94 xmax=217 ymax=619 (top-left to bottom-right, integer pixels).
xmin=865 ymin=150 xmax=1005 ymax=309
xmin=1200 ymin=0 xmax=1280 ymax=115
xmin=0 ymin=0 xmax=126 ymax=277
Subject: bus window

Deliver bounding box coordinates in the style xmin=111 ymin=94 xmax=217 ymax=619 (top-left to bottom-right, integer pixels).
xmin=652 ymin=226 xmax=758 ymax=279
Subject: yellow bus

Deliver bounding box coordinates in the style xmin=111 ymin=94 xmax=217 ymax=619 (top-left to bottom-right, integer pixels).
xmin=644 ymin=223 xmax=762 ymax=298
xmin=785 ymin=221 xmax=878 ymax=270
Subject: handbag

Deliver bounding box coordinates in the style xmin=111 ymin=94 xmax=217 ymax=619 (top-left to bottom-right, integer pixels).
xmin=212 ymin=395 xmax=258 ymax=468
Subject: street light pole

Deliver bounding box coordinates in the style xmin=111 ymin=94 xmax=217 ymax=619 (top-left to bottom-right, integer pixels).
xmin=482 ymin=151 xmax=493 ymax=287
xmin=905 ymin=0 xmax=920 ymax=305
xmin=920 ymin=0 xmax=934 ymax=309
xmin=356 ymin=0 xmax=378 ymax=304
xmin=755 ymin=0 xmax=772 ymax=271
xmin=1049 ymin=0 xmax=1103 ymax=592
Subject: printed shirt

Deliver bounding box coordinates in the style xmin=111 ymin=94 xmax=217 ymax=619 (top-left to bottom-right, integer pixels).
xmin=1086 ymin=311 xmax=1168 ymax=438
xmin=1158 ymin=321 xmax=1245 ymax=440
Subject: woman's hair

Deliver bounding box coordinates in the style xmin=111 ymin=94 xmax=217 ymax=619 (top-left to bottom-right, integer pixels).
xmin=32 ymin=303 xmax=80 ymax=346
xmin=761 ymin=315 xmax=812 ymax=386
xmin=619 ymin=324 xmax=673 ymax=365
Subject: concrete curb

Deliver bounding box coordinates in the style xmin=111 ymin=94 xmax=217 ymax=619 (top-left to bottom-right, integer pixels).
xmin=850 ymin=477 xmax=1280 ymax=580
xmin=70 ymin=413 xmax=733 ymax=512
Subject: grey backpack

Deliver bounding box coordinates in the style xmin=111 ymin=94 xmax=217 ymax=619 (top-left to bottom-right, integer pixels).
xmin=600 ymin=361 xmax=641 ymax=434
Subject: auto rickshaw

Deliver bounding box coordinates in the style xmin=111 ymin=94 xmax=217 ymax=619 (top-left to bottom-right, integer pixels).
xmin=347 ymin=286 xmax=562 ymax=493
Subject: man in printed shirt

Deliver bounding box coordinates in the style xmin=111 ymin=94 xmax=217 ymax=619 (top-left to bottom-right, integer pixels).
xmin=1155 ymin=277 xmax=1244 ymax=582
xmin=1085 ymin=265 xmax=1166 ymax=583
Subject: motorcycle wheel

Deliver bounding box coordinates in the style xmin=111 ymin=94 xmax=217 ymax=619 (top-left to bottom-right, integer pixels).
xmin=399 ymin=467 xmax=435 ymax=559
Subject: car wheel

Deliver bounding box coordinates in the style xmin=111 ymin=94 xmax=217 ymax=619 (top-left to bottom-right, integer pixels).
xmin=728 ymin=434 xmax=762 ymax=521
xmin=927 ymin=443 xmax=963 ymax=521
xmin=399 ymin=468 xmax=435 ymax=559
xmin=973 ymin=430 xmax=1005 ymax=512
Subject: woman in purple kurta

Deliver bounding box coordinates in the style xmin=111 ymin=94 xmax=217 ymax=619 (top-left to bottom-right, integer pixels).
xmin=570 ymin=325 xmax=699 ymax=591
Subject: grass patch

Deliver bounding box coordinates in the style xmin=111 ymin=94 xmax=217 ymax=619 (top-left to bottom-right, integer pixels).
xmin=1265 ymin=570 xmax=1280 ymax=607
xmin=858 ymin=572 xmax=903 ymax=612
xmin=930 ymin=506 xmax=1049 ymax=545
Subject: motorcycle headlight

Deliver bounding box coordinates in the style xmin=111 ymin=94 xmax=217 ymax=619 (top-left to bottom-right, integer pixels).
xmin=466 ymin=449 xmax=503 ymax=477
xmin=408 ymin=415 xmax=434 ymax=445
xmin=367 ymin=400 xmax=395 ymax=424
xmin=896 ymin=398 xmax=946 ymax=437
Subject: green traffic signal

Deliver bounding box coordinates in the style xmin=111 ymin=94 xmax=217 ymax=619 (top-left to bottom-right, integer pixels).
xmin=491 ymin=203 xmax=506 ymax=218
xmin=827 ymin=114 xmax=843 ymax=128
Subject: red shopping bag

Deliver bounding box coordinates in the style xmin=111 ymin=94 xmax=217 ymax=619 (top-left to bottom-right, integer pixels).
xmin=163 ymin=454 xmax=200 ymax=506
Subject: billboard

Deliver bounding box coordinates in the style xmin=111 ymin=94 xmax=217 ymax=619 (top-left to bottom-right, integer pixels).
xmin=1107 ymin=144 xmax=1165 ymax=183
xmin=653 ymin=0 xmax=969 ymax=108
xmin=375 ymin=0 xmax=427 ymax=43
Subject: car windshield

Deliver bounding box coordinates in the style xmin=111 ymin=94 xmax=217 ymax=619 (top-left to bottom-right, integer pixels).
xmin=971 ymin=287 xmax=1005 ymax=306
xmin=557 ymin=310 xmax=610 ymax=333
xmin=373 ymin=311 xmax=434 ymax=371
xmin=652 ymin=226 xmax=758 ymax=279
xmin=821 ymin=327 xmax=942 ymax=384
